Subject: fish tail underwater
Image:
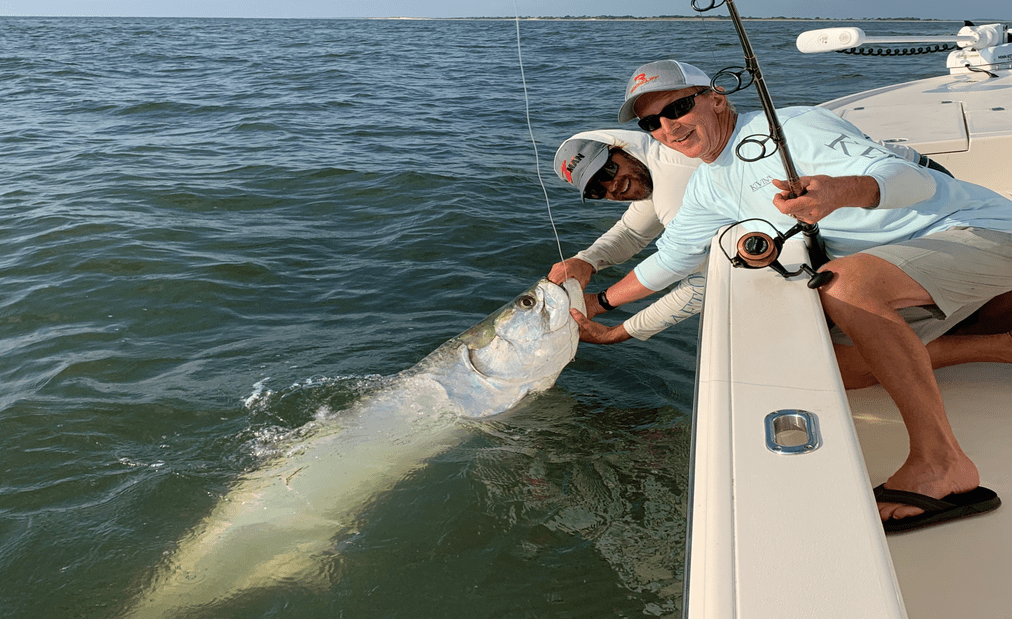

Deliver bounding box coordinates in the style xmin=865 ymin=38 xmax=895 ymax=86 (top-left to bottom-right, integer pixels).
xmin=1 ymin=14 xmax=952 ymax=619
xmin=122 ymin=278 xmax=583 ymax=617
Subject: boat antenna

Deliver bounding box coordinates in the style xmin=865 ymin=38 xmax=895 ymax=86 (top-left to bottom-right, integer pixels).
xmin=692 ymin=0 xmax=833 ymax=285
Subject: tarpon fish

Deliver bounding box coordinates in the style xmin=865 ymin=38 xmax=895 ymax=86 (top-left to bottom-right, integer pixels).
xmin=125 ymin=278 xmax=585 ymax=618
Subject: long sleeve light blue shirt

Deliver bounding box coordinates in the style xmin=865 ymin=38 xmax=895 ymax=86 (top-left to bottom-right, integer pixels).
xmin=634 ymin=106 xmax=1012 ymax=291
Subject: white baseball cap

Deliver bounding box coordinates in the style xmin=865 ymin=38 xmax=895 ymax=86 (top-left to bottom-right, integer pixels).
xmin=553 ymin=137 xmax=610 ymax=202
xmin=618 ymin=60 xmax=712 ymax=124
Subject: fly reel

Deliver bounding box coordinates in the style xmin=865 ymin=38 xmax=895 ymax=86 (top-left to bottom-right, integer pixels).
xmin=720 ymin=219 xmax=834 ymax=289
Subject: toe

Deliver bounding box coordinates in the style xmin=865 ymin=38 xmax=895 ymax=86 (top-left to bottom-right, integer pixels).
xmin=890 ymin=504 xmax=925 ymax=520
xmin=878 ymin=501 xmax=925 ymax=522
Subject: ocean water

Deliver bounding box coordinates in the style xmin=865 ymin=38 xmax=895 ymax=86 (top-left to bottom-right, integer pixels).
xmin=0 ymin=15 xmax=963 ymax=619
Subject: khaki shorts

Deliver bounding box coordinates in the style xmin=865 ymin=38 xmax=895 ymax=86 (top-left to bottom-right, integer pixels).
xmin=830 ymin=226 xmax=1012 ymax=345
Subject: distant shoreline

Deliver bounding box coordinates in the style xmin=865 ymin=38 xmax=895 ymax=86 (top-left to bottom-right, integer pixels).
xmin=375 ymin=17 xmax=975 ymax=23
xmin=3 ymin=15 xmax=1001 ymax=23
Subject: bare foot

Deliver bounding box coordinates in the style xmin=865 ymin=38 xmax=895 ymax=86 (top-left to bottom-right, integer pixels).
xmin=878 ymin=452 xmax=980 ymax=522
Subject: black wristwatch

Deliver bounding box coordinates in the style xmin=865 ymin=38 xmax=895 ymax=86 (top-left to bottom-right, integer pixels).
xmin=597 ymin=290 xmax=616 ymax=311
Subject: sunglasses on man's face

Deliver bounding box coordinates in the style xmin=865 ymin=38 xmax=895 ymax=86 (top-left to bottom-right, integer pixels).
xmin=582 ymin=157 xmax=620 ymax=201
xmin=637 ymin=88 xmax=710 ymax=133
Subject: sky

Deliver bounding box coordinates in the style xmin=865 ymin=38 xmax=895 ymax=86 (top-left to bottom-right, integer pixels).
xmin=1 ymin=0 xmax=1009 ymax=21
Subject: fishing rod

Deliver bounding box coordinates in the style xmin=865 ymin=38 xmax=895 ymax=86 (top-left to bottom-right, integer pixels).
xmin=692 ymin=0 xmax=833 ymax=288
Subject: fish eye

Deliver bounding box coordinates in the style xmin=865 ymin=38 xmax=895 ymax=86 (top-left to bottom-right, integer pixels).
xmin=517 ymin=294 xmax=537 ymax=309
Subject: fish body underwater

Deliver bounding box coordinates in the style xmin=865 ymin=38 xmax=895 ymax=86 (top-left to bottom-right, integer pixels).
xmin=125 ymin=278 xmax=585 ymax=618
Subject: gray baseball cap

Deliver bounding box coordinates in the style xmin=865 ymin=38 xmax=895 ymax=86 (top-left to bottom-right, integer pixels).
xmin=554 ymin=138 xmax=610 ymax=202
xmin=618 ymin=60 xmax=712 ymax=124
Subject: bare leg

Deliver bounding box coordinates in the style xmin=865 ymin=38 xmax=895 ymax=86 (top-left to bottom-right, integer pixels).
xmin=819 ymin=254 xmax=979 ymax=522
xmin=836 ymin=330 xmax=1012 ymax=390
xmin=950 ymin=289 xmax=1012 ymax=335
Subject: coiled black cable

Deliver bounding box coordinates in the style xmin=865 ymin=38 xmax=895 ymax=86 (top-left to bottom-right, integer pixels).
xmin=837 ymin=43 xmax=957 ymax=57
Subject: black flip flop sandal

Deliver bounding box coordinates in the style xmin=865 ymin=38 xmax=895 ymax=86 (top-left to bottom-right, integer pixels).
xmin=874 ymin=484 xmax=1001 ymax=534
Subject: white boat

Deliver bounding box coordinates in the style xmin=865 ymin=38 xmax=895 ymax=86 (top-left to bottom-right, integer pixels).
xmin=686 ymin=22 xmax=1012 ymax=618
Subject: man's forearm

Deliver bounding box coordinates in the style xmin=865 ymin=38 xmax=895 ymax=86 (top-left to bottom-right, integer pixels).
xmin=837 ymin=175 xmax=881 ymax=209
xmin=598 ymin=270 xmax=655 ymax=309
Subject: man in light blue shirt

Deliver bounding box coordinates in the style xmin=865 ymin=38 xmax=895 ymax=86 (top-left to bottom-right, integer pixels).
xmin=583 ymin=59 xmax=1012 ymax=533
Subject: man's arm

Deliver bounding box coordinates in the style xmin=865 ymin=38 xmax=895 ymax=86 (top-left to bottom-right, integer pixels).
xmin=575 ymin=264 xmax=707 ymax=345
xmin=772 ymin=108 xmax=938 ymax=222
xmin=548 ymin=200 xmax=665 ymax=288
xmin=623 ymin=268 xmax=706 ymax=340
xmin=771 ymin=175 xmax=879 ymax=222
xmin=576 ymin=199 xmax=665 ymax=270
xmin=570 ymin=268 xmax=656 ymax=344
xmin=772 ymin=164 xmax=936 ymax=223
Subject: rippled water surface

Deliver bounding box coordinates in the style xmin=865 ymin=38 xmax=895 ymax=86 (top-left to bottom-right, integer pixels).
xmin=1 ymin=15 xmax=963 ymax=618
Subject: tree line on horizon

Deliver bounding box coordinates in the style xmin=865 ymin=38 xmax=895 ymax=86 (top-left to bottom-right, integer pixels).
xmin=458 ymin=15 xmax=950 ymax=21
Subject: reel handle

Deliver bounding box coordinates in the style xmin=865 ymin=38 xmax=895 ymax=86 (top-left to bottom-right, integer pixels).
xmin=806 ymin=270 xmax=834 ymax=289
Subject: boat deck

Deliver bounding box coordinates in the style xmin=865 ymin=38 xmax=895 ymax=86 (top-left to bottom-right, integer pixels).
xmin=827 ymin=66 xmax=1012 ymax=617
xmin=849 ymin=362 xmax=1012 ymax=619
xmin=821 ymin=68 xmax=1012 ymax=200
xmin=686 ymin=50 xmax=1012 ymax=618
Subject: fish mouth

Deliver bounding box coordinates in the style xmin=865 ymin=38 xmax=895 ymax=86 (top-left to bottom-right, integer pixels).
xmin=530 ymin=279 xmax=580 ymax=334
xmin=557 ymin=278 xmax=586 ymax=316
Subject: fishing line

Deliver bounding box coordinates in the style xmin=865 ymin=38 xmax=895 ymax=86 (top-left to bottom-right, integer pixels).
xmin=512 ymin=3 xmax=569 ymax=281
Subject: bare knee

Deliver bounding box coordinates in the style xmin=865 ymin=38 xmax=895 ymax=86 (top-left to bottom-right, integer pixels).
xmin=818 ymin=253 xmax=932 ymax=314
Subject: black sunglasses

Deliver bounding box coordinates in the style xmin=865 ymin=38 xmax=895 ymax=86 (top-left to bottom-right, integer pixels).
xmin=637 ymin=88 xmax=710 ymax=132
xmin=582 ymin=156 xmax=620 ymax=201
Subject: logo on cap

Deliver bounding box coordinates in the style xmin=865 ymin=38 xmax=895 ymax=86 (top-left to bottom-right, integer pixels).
xmin=561 ymin=153 xmax=585 ymax=184
xmin=629 ymin=72 xmax=658 ymax=94
xmin=561 ymin=162 xmax=572 ymax=183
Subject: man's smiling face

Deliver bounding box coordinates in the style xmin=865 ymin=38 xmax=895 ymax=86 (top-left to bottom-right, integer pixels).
xmin=634 ymin=88 xmax=729 ymax=164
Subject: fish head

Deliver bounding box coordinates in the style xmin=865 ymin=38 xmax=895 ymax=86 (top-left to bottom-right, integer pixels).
xmin=452 ymin=278 xmax=583 ymax=414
